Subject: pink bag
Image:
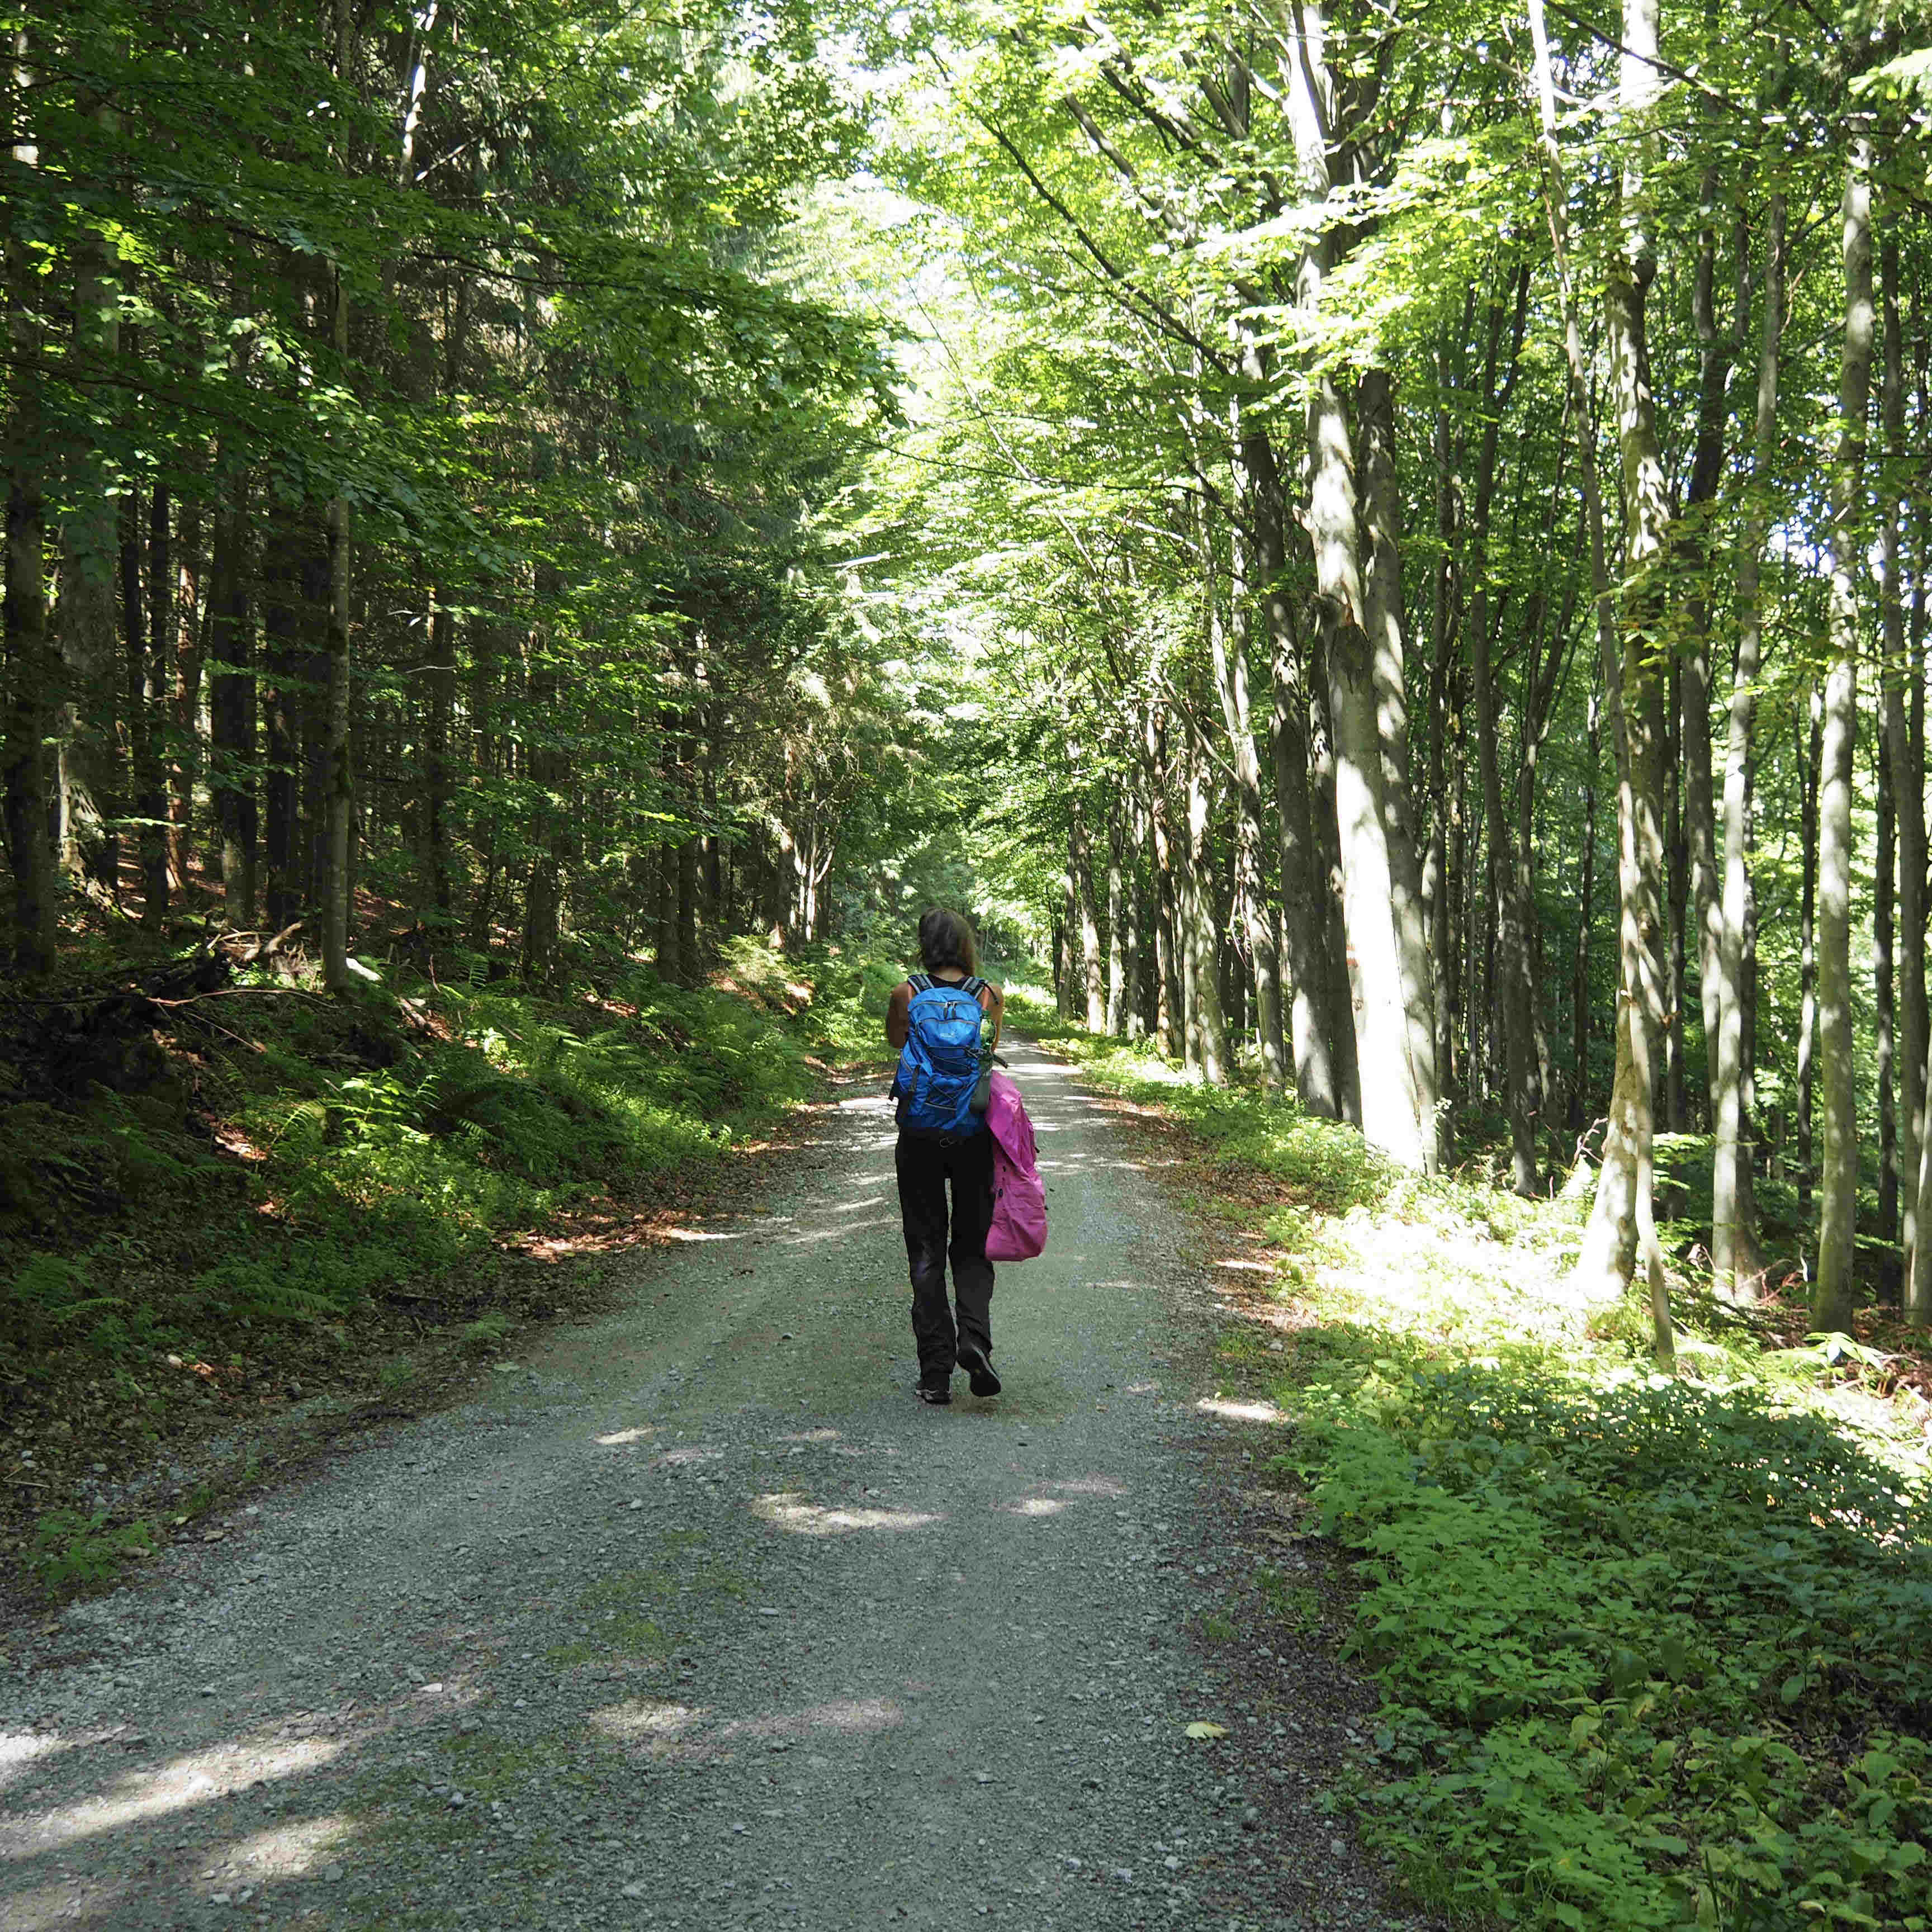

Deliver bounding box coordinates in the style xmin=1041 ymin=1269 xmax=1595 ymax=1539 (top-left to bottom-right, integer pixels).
xmin=984 ymin=1071 xmax=1048 ymax=1262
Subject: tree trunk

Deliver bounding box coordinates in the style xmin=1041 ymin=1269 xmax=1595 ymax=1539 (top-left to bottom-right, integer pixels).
xmin=1574 ymin=0 xmax=1673 ymax=1360
xmin=521 ymin=567 xmax=568 ymax=982
xmin=1664 ymin=652 xmax=1686 ymax=1133
xmin=1571 ymin=682 xmax=1602 ymax=1131
xmin=422 ymin=586 xmax=457 ymax=918
xmin=1466 ymin=282 xmax=1538 ymax=1192
xmin=55 ymin=103 xmax=121 ymax=892
xmin=1071 ymin=796 xmax=1106 ymax=1031
xmin=1357 ymin=367 xmax=1441 ymax=1156
xmin=1879 ymin=731 xmax=1898 ymax=1248
xmin=1122 ymin=802 xmax=1147 ymax=1041
xmin=1105 ymin=803 xmax=1128 ymax=1037
xmin=1797 ymin=694 xmax=1821 ymax=1225
xmin=1713 ymin=191 xmax=1784 ymax=1295
xmin=209 ymin=462 xmax=257 ymax=924
xmin=168 ymin=490 xmax=203 ymax=891
xmin=2 ymin=144 xmax=55 ymax=973
xmin=656 ymin=743 xmax=680 ymax=979
xmin=1426 ymin=306 xmax=1471 ymax=1107
xmin=1183 ymin=732 xmax=1229 ymax=1084
xmin=1259 ymin=464 xmax=1342 ymax=1114
xmin=678 ymin=834 xmax=700 ymax=983
xmin=260 ymin=505 xmax=305 ymax=934
xmin=320 ymin=259 xmax=354 ymax=990
xmin=1216 ymin=460 xmax=1286 ymax=1088
xmin=1888 ymin=217 xmax=1932 ymax=1319
xmin=138 ymin=480 xmax=173 ymax=926
xmin=1814 ymin=147 xmax=1874 ymax=1336
xmin=1144 ymin=709 xmax=1184 ymax=1058
xmin=1681 ymin=186 xmax=1735 ymax=1117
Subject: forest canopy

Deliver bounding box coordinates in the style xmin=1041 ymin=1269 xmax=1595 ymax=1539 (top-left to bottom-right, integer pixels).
xmin=5 ymin=0 xmax=1932 ymax=1343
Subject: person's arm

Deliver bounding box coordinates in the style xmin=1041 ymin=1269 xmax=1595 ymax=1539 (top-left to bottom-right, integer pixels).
xmin=885 ymin=981 xmax=912 ymax=1051
xmin=980 ymin=981 xmax=1004 ymax=1049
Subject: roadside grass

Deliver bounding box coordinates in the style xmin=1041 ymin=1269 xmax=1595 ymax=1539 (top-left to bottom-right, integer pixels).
xmin=2 ymin=936 xmax=902 ymax=1602
xmin=1015 ymin=995 xmax=1932 ymax=1932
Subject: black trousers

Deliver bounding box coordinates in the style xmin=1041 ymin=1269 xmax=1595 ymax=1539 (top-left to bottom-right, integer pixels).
xmin=894 ymin=1130 xmax=996 ymax=1381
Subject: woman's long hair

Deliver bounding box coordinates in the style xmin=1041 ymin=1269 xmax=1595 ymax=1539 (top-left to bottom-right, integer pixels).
xmin=918 ymin=908 xmax=979 ymax=976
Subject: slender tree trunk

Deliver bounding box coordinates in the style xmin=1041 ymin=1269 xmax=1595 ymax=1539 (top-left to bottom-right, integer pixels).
xmin=1216 ymin=457 xmax=1286 ymax=1088
xmin=678 ymin=834 xmax=700 ymax=983
xmin=1798 ymin=694 xmax=1821 ymax=1225
xmin=1713 ymin=195 xmax=1784 ymax=1295
xmin=1071 ymin=795 xmax=1106 ymax=1031
xmin=423 ymin=586 xmax=457 ymax=918
xmin=1254 ymin=444 xmax=1341 ymax=1112
xmin=1357 ymin=367 xmax=1441 ymax=1156
xmin=2 ymin=45 xmax=55 ymax=976
xmin=1574 ymin=0 xmax=1673 ymax=1360
xmin=1814 ymin=148 xmax=1874 ymax=1334
xmin=321 ymin=259 xmax=354 ymax=989
xmin=138 ymin=480 xmax=173 ymax=925
xmin=1466 ymin=283 xmax=1538 ymax=1192
xmin=1879 ymin=733 xmax=1898 ymax=1247
xmin=1571 ymin=683 xmax=1602 ymax=1131
xmin=55 ymin=100 xmax=121 ymax=892
xmin=1184 ymin=732 xmax=1229 ymax=1084
xmin=1122 ymin=801 xmax=1147 ymax=1041
xmin=522 ymin=567 xmax=567 ymax=982
xmin=1145 ymin=708 xmax=1185 ymax=1059
xmin=656 ymin=743 xmax=680 ymax=979
xmin=1105 ymin=804 xmax=1126 ymax=1035
xmin=1681 ymin=187 xmax=1736 ymax=1117
xmin=1664 ymin=654 xmax=1686 ymax=1133
xmin=1426 ymin=307 xmax=1470 ymax=1107
xmin=261 ymin=506 xmax=305 ymax=934
xmin=169 ymin=490 xmax=203 ymax=889
xmin=1889 ymin=218 xmax=1932 ymax=1319
xmin=209 ymin=462 xmax=257 ymax=924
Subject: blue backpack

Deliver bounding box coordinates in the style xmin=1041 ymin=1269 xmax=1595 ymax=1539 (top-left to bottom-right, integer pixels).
xmin=894 ymin=973 xmax=991 ymax=1137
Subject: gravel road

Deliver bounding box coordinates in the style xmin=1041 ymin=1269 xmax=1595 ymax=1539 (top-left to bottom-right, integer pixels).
xmin=0 ymin=1041 xmax=1424 ymax=1932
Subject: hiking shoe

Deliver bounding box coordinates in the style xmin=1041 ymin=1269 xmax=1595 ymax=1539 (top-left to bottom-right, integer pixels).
xmin=957 ymin=1339 xmax=1001 ymax=1398
xmin=915 ymin=1380 xmax=952 ymax=1405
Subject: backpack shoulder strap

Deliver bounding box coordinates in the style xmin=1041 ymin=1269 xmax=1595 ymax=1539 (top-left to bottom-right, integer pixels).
xmin=957 ymin=974 xmax=986 ymax=999
xmin=907 ymin=973 xmax=932 ymax=993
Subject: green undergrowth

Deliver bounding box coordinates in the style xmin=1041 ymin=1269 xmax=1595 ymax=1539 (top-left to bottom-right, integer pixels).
xmin=1022 ymin=999 xmax=1932 ymax=1931
xmin=1 ymin=935 xmax=901 ymax=1594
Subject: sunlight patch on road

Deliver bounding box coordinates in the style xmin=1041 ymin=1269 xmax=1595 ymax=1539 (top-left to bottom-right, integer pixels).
xmin=217 ymin=1812 xmax=355 ymax=1878
xmin=752 ymin=1493 xmax=940 ymax=1536
xmin=590 ymin=1701 xmax=706 ymax=1746
xmin=1196 ymin=1396 xmax=1287 ymax=1424
xmin=662 ymin=1227 xmax=739 ymax=1243
xmin=0 ymin=1733 xmax=352 ymax=1858
xmin=1214 ymin=1257 xmax=1275 ymax=1274
xmin=719 ymin=1698 xmax=903 ymax=1741
xmin=0 ymin=1732 xmax=68 ymax=1798
xmin=0 ymin=1873 xmax=128 ymax=1930
xmin=596 ymin=1426 xmax=656 ymax=1446
xmin=1001 ymin=1497 xmax=1067 ymax=1517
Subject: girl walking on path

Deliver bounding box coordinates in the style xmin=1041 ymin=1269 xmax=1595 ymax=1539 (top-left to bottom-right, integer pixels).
xmin=886 ymin=910 xmax=1004 ymax=1405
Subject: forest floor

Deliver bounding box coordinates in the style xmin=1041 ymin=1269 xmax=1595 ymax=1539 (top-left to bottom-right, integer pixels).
xmin=0 ymin=1034 xmax=1431 ymax=1932
xmin=7 ymin=971 xmax=1932 ymax=1931
xmin=0 ymin=932 xmax=903 ymax=1616
xmin=1016 ymin=1003 xmax=1932 ymax=1931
